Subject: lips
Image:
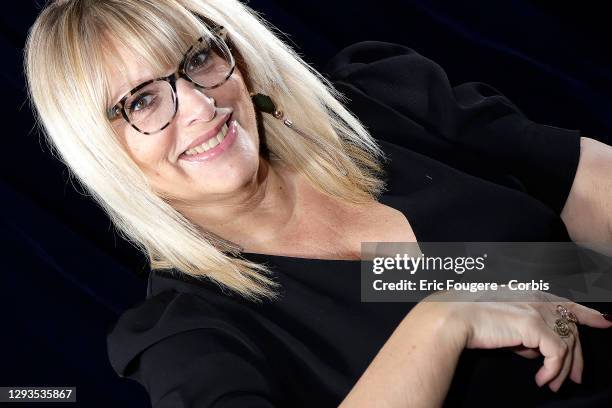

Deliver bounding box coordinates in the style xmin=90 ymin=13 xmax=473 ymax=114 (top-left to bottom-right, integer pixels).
xmin=181 ymin=112 xmax=232 ymax=156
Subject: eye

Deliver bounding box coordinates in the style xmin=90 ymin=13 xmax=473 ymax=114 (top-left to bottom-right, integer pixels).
xmin=127 ymin=93 xmax=155 ymax=113
xmin=186 ymin=46 xmax=211 ymax=72
xmin=108 ymin=105 xmax=122 ymax=120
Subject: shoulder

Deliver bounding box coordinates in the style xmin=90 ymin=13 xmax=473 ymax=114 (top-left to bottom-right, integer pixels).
xmin=323 ymin=40 xmax=455 ymax=125
xmin=107 ymin=290 xmax=281 ymax=406
xmin=324 ymin=40 xmax=444 ymax=84
xmin=106 ymin=289 xmax=258 ymax=379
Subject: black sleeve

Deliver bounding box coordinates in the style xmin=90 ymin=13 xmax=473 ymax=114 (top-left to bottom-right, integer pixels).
xmin=325 ymin=41 xmax=582 ymax=214
xmin=106 ymin=291 xmax=278 ymax=408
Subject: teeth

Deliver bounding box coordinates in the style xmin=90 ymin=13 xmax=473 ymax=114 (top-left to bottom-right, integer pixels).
xmin=184 ymin=123 xmax=229 ymax=156
xmin=208 ymin=136 xmax=219 ymax=149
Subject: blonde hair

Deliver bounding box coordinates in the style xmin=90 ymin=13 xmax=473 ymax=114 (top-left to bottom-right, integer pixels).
xmin=24 ymin=0 xmax=388 ymax=301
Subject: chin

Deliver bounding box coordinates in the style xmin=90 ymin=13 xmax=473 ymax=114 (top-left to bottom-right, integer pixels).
xmin=202 ymin=163 xmax=260 ymax=194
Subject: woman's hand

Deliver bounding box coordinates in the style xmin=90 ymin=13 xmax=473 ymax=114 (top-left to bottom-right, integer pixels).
xmin=422 ymin=289 xmax=612 ymax=392
xmin=561 ymin=136 xmax=612 ymax=256
xmin=341 ymin=290 xmax=611 ymax=408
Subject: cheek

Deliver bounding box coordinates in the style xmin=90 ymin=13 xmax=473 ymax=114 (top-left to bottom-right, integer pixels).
xmin=116 ymin=125 xmax=174 ymax=174
xmin=223 ymin=74 xmax=251 ymax=106
xmin=224 ymin=75 xmax=259 ymax=138
xmin=124 ymin=134 xmax=152 ymax=166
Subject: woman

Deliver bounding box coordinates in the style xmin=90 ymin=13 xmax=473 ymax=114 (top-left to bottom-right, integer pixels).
xmin=24 ymin=0 xmax=612 ymax=406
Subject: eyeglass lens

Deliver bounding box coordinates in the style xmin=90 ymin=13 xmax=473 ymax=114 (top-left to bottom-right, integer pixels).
xmin=124 ymin=81 xmax=177 ymax=133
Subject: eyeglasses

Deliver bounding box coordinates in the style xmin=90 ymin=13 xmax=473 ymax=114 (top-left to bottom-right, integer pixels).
xmin=107 ymin=26 xmax=235 ymax=135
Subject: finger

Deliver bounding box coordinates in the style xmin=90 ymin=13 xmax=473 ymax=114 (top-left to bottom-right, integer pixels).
xmin=547 ymin=334 xmax=575 ymax=392
xmin=569 ymin=330 xmax=584 ymax=384
xmin=566 ymin=303 xmax=612 ymax=328
xmin=512 ymin=347 xmax=541 ymax=359
xmin=522 ymin=320 xmax=569 ymax=387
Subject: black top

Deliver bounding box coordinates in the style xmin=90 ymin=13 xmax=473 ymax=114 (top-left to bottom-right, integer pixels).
xmin=106 ymin=42 xmax=612 ymax=407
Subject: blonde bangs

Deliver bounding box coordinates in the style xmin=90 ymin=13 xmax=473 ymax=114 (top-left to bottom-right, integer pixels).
xmin=91 ymin=1 xmax=217 ymax=108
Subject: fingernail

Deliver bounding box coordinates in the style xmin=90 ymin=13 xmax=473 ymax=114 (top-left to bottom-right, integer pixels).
xmin=602 ymin=313 xmax=612 ymax=322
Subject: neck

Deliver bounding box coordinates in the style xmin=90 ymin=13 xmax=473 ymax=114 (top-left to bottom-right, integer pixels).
xmin=176 ymin=158 xmax=300 ymax=251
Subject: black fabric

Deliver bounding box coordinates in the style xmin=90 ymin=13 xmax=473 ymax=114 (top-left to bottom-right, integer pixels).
xmin=325 ymin=41 xmax=581 ymax=214
xmin=107 ymin=41 xmax=612 ymax=407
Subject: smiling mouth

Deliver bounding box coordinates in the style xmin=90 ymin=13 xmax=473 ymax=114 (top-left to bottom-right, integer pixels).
xmin=181 ymin=113 xmax=232 ymax=157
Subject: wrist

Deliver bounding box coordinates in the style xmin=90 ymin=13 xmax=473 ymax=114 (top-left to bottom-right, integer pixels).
xmin=408 ymin=300 xmax=468 ymax=356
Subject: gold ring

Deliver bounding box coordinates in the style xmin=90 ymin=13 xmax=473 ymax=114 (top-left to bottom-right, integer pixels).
xmin=565 ymin=312 xmax=578 ymax=324
xmin=557 ymin=305 xmax=578 ymax=324
xmin=554 ymin=318 xmax=572 ymax=338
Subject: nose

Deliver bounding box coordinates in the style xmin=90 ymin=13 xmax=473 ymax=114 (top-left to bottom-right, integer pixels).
xmin=175 ymin=78 xmax=216 ymax=126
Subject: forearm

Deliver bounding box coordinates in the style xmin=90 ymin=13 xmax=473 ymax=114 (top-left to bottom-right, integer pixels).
xmin=561 ymin=136 xmax=612 ymax=255
xmin=339 ymin=302 xmax=466 ymax=408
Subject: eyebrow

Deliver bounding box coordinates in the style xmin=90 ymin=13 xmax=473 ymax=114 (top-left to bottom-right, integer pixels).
xmin=110 ymin=75 xmax=153 ymax=106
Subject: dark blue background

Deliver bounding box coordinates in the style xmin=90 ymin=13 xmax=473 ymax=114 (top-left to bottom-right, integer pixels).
xmin=2 ymin=1 xmax=612 ymax=406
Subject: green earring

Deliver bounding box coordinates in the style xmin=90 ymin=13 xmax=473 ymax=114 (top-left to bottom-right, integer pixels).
xmin=250 ymin=93 xmax=285 ymax=120
xmin=250 ymin=91 xmax=348 ymax=176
